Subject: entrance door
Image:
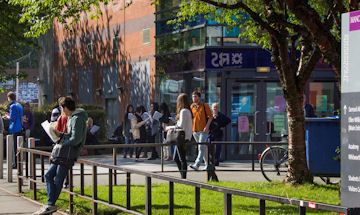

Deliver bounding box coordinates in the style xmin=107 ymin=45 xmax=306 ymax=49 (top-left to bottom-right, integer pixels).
xmin=225 ymin=80 xmax=287 ymax=159
xmin=225 ymin=80 xmax=266 ymax=159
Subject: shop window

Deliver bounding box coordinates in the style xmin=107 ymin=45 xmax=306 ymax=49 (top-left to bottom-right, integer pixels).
xmin=65 ymin=49 xmax=71 ymax=62
xmin=87 ymin=42 xmax=93 ymax=58
xmin=206 ymin=26 xmax=222 ymax=46
xmin=143 ymin=28 xmax=150 ymax=45
xmin=206 ymin=71 xmax=222 ymax=108
xmin=309 ymin=82 xmax=336 ymax=117
xmin=113 ymin=35 xmax=120 ymax=52
xmin=183 ymin=28 xmax=205 ymax=50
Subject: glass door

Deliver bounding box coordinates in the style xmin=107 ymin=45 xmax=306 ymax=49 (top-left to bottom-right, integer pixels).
xmin=266 ymin=83 xmax=288 ymax=141
xmin=226 ymin=80 xmax=266 ymax=159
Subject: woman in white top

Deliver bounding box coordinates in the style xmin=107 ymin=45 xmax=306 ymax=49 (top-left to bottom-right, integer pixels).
xmin=167 ymin=93 xmax=192 ymax=179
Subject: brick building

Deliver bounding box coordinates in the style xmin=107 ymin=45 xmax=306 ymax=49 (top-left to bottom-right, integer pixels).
xmin=44 ymin=0 xmax=156 ymax=136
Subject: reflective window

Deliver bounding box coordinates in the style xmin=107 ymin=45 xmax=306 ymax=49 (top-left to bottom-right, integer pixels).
xmin=309 ymin=82 xmax=336 ymax=117
xmin=206 ymin=26 xmax=222 ymax=46
xmin=157 ymin=0 xmax=179 ymax=11
xmin=223 ymin=26 xmax=241 ymax=46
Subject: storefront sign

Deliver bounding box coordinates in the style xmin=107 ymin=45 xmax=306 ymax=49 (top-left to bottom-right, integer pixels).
xmin=341 ymin=10 xmax=360 ymax=207
xmin=206 ymin=48 xmax=273 ymax=69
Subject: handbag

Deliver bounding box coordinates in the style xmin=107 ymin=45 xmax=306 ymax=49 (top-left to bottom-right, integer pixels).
xmin=166 ymin=128 xmax=186 ymax=144
xmin=50 ymin=139 xmax=79 ymax=168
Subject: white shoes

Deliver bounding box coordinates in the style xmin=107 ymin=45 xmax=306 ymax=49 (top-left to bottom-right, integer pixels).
xmin=189 ymin=164 xmax=199 ymax=171
xmin=33 ymin=205 xmax=57 ymax=215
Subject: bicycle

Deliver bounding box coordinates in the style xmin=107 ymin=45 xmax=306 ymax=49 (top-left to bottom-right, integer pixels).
xmin=259 ymin=137 xmax=340 ymax=185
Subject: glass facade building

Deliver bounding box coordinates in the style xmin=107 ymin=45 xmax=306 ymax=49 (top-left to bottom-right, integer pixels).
xmin=155 ymin=0 xmax=339 ymax=159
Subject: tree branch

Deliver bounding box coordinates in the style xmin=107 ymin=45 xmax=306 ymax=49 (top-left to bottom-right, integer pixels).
xmin=199 ymin=0 xmax=278 ymax=35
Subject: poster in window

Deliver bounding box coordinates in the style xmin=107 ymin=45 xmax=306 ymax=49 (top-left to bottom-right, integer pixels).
xmin=274 ymin=95 xmax=286 ymax=112
xmin=274 ymin=114 xmax=286 ymax=132
xmin=238 ymin=116 xmax=249 ymax=133
xmin=239 ymin=96 xmax=251 ymax=113
xmin=316 ymin=95 xmax=328 ymax=112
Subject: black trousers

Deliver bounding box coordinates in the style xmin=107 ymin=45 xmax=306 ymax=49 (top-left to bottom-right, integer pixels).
xmin=135 ymin=139 xmax=144 ymax=158
xmin=174 ymin=142 xmax=187 ymax=179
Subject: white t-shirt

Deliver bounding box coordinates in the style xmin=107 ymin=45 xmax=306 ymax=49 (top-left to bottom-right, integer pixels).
xmin=167 ymin=108 xmax=193 ymax=140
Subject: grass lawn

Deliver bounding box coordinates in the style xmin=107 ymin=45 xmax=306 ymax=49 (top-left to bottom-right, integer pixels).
xmin=24 ymin=181 xmax=340 ymax=215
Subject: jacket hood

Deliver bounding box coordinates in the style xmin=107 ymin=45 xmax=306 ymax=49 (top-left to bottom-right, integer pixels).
xmin=71 ymin=108 xmax=87 ymax=119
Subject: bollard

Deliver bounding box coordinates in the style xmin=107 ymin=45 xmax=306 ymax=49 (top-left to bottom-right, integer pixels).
xmin=28 ymin=138 xmax=35 ymax=189
xmin=17 ymin=136 xmax=24 ymax=186
xmin=6 ymin=135 xmax=13 ymax=182
xmin=0 ymin=134 xmax=3 ymax=179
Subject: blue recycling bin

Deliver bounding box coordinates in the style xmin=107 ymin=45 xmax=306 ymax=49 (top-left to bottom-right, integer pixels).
xmin=305 ymin=118 xmax=340 ymax=177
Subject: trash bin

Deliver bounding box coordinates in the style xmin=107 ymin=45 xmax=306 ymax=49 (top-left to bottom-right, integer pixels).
xmin=305 ymin=118 xmax=340 ymax=177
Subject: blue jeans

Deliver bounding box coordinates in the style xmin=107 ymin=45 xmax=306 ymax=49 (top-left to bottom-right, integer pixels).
xmin=124 ymin=136 xmax=134 ymax=155
xmin=193 ymin=131 xmax=209 ymax=167
xmin=45 ymin=164 xmax=69 ymax=206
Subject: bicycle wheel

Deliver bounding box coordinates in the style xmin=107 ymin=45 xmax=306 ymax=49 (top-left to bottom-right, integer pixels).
xmin=260 ymin=146 xmax=288 ymax=182
xmin=319 ymin=177 xmax=340 ymax=185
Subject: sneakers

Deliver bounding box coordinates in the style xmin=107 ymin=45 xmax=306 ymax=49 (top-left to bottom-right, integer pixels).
xmin=202 ymin=166 xmax=208 ymax=171
xmin=33 ymin=205 xmax=57 ymax=215
xmin=189 ymin=164 xmax=199 ymax=171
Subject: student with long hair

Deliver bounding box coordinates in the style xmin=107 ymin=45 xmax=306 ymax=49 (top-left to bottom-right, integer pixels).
xmin=123 ymin=104 xmax=134 ymax=158
xmin=166 ymin=93 xmax=192 ymax=179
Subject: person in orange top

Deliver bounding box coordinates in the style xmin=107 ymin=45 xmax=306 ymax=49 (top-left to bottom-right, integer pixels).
xmin=189 ymin=91 xmax=213 ymax=171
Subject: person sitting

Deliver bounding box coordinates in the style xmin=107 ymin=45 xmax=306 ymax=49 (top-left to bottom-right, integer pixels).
xmin=85 ymin=117 xmax=100 ymax=155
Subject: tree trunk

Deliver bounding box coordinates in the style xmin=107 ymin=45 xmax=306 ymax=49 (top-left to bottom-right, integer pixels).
xmin=284 ymin=94 xmax=313 ymax=184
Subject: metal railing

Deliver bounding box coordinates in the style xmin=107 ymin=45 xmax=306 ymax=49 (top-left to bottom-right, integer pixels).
xmin=15 ymin=142 xmax=360 ymax=215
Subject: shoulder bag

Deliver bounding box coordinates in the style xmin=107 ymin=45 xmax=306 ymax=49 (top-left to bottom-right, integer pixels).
xmin=50 ymin=138 xmax=79 ymax=169
xmin=166 ymin=127 xmax=185 ymax=144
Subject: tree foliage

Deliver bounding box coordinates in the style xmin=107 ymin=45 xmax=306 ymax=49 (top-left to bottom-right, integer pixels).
xmin=175 ymin=0 xmax=325 ymax=184
xmin=0 ymin=0 xmax=36 ymax=75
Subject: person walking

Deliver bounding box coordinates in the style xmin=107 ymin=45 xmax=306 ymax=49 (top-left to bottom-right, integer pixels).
xmin=33 ymin=96 xmax=87 ymax=215
xmin=159 ymin=102 xmax=174 ymax=160
xmin=22 ymin=102 xmax=35 ymax=141
xmin=2 ymin=91 xmax=23 ymax=169
xmin=123 ymin=104 xmax=134 ymax=158
xmin=131 ymin=106 xmax=147 ymax=161
xmin=209 ymin=103 xmax=230 ymax=166
xmin=166 ymin=93 xmax=192 ymax=179
xmin=147 ymin=102 xmax=160 ymax=160
xmin=189 ymin=91 xmax=213 ymax=171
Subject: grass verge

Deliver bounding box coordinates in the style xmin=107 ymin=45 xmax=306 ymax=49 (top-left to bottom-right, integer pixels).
xmin=24 ymin=181 xmax=340 ymax=215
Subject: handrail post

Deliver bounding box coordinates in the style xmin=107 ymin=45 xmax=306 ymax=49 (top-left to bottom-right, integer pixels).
xmin=126 ymin=172 xmax=131 ymax=210
xmin=80 ymin=163 xmax=84 ymax=195
xmin=206 ymin=143 xmax=210 ymax=181
xmin=299 ymin=206 xmax=306 ymax=215
xmin=113 ymin=147 xmax=117 ymax=186
xmin=0 ymin=134 xmax=3 ymax=179
xmin=108 ymin=168 xmax=113 ymax=204
xmin=195 ymin=187 xmax=200 ymax=215
xmin=7 ymin=135 xmax=13 ymax=182
xmin=169 ymin=181 xmax=174 ymax=215
xmin=40 ymin=155 xmax=45 ymax=182
xmin=92 ymin=165 xmax=97 ymax=215
xmin=224 ymin=193 xmax=231 ymax=215
xmin=17 ymin=136 xmax=24 ymax=186
xmin=259 ymin=199 xmax=265 ymax=215
xmin=28 ymin=138 xmax=35 ymax=189
xmin=145 ymin=176 xmax=152 ymax=215
xmin=161 ymin=145 xmax=164 ymax=172
xmin=32 ymin=152 xmax=37 ymax=200
xmin=69 ymin=167 xmax=74 ymax=214
xmin=251 ymin=143 xmax=255 ymax=171
xmin=17 ymin=149 xmax=22 ymax=193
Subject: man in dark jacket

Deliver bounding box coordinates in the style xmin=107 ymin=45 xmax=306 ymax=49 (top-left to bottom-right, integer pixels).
xmin=209 ymin=103 xmax=230 ymax=166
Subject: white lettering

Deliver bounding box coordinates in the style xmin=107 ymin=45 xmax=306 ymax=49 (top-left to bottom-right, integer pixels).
xmin=349 ymin=144 xmax=360 ymax=151
xmin=343 ymin=33 xmax=349 ymax=84
xmin=348 ymin=154 xmax=360 ymax=160
xmin=350 ymin=15 xmax=360 ymax=23
xmin=211 ymin=52 xmax=219 ymax=67
xmin=348 ymin=186 xmax=360 ymax=192
xmin=349 ymin=175 xmax=360 ymax=182
xmin=219 ymin=53 xmax=230 ymax=66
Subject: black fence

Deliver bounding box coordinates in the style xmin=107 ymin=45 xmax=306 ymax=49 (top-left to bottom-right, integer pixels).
xmin=16 ymin=143 xmax=360 ymax=215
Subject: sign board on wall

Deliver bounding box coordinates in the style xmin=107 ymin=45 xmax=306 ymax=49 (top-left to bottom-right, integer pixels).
xmin=341 ymin=10 xmax=360 ymax=208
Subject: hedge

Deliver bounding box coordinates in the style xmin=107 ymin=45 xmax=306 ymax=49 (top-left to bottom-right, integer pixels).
xmin=0 ymin=102 xmax=106 ymax=146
